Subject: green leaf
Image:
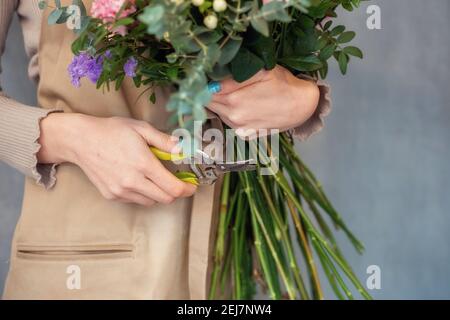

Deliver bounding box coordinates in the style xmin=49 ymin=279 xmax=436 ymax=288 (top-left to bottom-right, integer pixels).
xmin=248 ymin=34 xmax=276 ymax=70
xmin=115 ymin=73 xmax=125 ymax=91
xmin=280 ymin=55 xmax=323 ymax=72
xmin=133 ymin=75 xmax=142 ymax=87
xmin=319 ymin=60 xmax=329 ymax=79
xmin=149 ymin=92 xmax=156 ymax=104
xmin=330 ymin=25 xmax=345 ymax=36
xmin=319 ymin=44 xmax=336 ymax=61
xmin=343 ymin=46 xmax=363 ymax=59
xmin=72 ymin=0 xmax=86 ymax=16
xmin=56 ymin=7 xmax=71 ymax=24
xmin=250 ymin=17 xmax=269 ymax=37
xmin=139 ymin=4 xmax=165 ymax=37
xmin=74 ymin=16 xmax=90 ymax=35
xmin=261 ymin=2 xmax=291 ymax=22
xmin=199 ymin=1 xmax=212 ymax=13
xmin=323 ymin=20 xmax=332 ymax=30
xmin=203 ymin=43 xmax=221 ymax=71
xmin=197 ymin=31 xmax=223 ymax=45
xmin=113 ymin=17 xmax=135 ymax=28
xmin=208 ymin=64 xmax=231 ymax=81
xmin=337 ymin=31 xmax=356 ymax=44
xmin=338 ymin=52 xmax=349 ymax=74
xmin=230 ymin=48 xmax=265 ymax=82
xmin=218 ymin=39 xmax=242 ymax=66
xmin=193 ymin=105 xmax=207 ymax=123
xmin=167 ymin=66 xmax=179 ymax=80
xmin=48 ymin=9 xmax=64 ymax=25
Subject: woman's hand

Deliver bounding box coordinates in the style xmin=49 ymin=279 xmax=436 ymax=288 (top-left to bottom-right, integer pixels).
xmin=38 ymin=113 xmax=197 ymax=206
xmin=207 ymin=65 xmax=320 ymax=137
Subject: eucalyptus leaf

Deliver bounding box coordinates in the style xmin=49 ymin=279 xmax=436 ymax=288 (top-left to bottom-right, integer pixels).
xmin=218 ymin=39 xmax=243 ymax=66
xmin=48 ymin=9 xmax=64 ymax=25
xmin=250 ymin=17 xmax=269 ymax=37
xmin=72 ymin=0 xmax=87 ymax=16
xmin=208 ymin=63 xmax=231 ymax=81
xmin=261 ymin=2 xmax=291 ymax=22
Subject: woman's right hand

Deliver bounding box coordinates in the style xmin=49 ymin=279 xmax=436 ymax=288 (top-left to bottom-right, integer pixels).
xmin=37 ymin=113 xmax=197 ymax=206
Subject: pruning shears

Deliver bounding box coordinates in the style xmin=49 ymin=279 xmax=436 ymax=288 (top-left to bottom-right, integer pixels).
xmin=150 ymin=147 xmax=257 ymax=186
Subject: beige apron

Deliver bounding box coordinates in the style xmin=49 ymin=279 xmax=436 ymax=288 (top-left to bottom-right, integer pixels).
xmin=3 ymin=0 xmax=221 ymax=300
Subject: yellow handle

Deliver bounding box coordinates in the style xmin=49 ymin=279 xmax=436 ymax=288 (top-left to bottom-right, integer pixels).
xmin=150 ymin=147 xmax=199 ymax=185
xmin=174 ymin=172 xmax=199 ymax=186
xmin=176 ymin=175 xmax=199 ymax=186
xmin=150 ymin=146 xmax=187 ymax=161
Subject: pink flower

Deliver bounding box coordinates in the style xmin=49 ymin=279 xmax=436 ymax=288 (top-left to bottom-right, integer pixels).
xmin=91 ymin=0 xmax=136 ymax=23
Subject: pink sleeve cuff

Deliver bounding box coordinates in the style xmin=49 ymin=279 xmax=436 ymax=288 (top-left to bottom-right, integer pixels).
xmin=0 ymin=94 xmax=62 ymax=189
xmin=290 ymin=76 xmax=332 ymax=141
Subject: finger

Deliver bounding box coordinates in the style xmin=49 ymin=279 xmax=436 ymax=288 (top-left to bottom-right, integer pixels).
xmin=132 ymin=177 xmax=175 ymax=204
xmin=121 ymin=192 xmax=156 ymax=207
xmin=144 ymin=156 xmax=197 ymax=197
xmin=213 ymin=70 xmax=268 ymax=95
xmin=135 ymin=123 xmax=181 ymax=154
xmin=206 ymin=101 xmax=228 ymax=116
xmin=182 ymin=183 xmax=197 ymax=197
xmin=80 ymin=164 xmax=119 ymax=201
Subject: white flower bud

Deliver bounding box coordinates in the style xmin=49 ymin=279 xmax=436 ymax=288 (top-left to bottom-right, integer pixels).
xmin=163 ymin=32 xmax=170 ymax=41
xmin=204 ymin=14 xmax=218 ymax=30
xmin=213 ymin=0 xmax=227 ymax=12
xmin=192 ymin=0 xmax=204 ymax=6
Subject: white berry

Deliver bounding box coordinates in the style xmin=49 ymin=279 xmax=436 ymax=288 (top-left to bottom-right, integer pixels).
xmin=204 ymin=14 xmax=218 ymax=30
xmin=213 ymin=0 xmax=227 ymax=12
xmin=192 ymin=0 xmax=204 ymax=6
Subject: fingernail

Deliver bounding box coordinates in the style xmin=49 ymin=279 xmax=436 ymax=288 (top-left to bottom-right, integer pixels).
xmin=168 ymin=136 xmax=181 ymax=153
xmin=208 ymin=81 xmax=222 ymax=94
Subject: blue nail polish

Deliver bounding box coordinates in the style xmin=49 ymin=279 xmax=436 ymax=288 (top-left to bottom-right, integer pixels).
xmin=208 ymin=81 xmax=222 ymax=94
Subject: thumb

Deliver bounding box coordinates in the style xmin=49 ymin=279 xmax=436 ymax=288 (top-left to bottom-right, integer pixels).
xmin=136 ymin=123 xmax=181 ymax=154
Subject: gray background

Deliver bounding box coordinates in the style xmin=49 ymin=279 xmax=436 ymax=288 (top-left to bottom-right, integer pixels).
xmin=1 ymin=0 xmax=449 ymax=299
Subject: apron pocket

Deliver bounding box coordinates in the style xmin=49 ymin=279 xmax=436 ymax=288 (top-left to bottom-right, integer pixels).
xmin=15 ymin=244 xmax=135 ymax=261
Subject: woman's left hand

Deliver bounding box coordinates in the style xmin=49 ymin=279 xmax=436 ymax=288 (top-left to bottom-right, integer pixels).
xmin=207 ymin=65 xmax=320 ymax=137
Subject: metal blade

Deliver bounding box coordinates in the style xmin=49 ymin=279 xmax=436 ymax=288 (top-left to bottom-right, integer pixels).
xmin=216 ymin=160 xmax=257 ymax=173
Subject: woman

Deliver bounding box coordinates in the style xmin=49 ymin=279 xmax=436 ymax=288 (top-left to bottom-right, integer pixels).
xmin=0 ymin=0 xmax=330 ymax=299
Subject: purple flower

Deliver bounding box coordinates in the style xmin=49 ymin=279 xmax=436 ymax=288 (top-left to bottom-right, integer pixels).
xmin=85 ymin=56 xmax=104 ymax=83
xmin=124 ymin=57 xmax=138 ymax=78
xmin=68 ymin=53 xmax=104 ymax=87
xmin=104 ymin=50 xmax=112 ymax=59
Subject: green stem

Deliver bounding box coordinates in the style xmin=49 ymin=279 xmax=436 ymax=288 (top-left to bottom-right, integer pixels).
xmin=312 ymin=238 xmax=354 ymax=300
xmin=209 ymin=173 xmax=231 ymax=299
xmin=286 ymin=198 xmax=324 ymax=299
xmin=257 ymin=175 xmax=310 ymax=299
xmin=255 ymin=138 xmax=371 ymax=299
xmin=240 ymin=171 xmax=296 ymax=299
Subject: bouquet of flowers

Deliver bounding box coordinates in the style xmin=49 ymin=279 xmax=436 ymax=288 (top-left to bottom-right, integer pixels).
xmin=40 ymin=0 xmax=371 ymax=299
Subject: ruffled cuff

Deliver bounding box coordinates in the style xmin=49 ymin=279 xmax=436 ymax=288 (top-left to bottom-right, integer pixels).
xmin=290 ymin=75 xmax=332 ymax=141
xmin=0 ymin=94 xmax=63 ymax=189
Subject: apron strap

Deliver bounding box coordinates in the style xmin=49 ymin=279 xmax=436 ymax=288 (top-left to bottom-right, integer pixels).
xmin=188 ymin=113 xmax=224 ymax=299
